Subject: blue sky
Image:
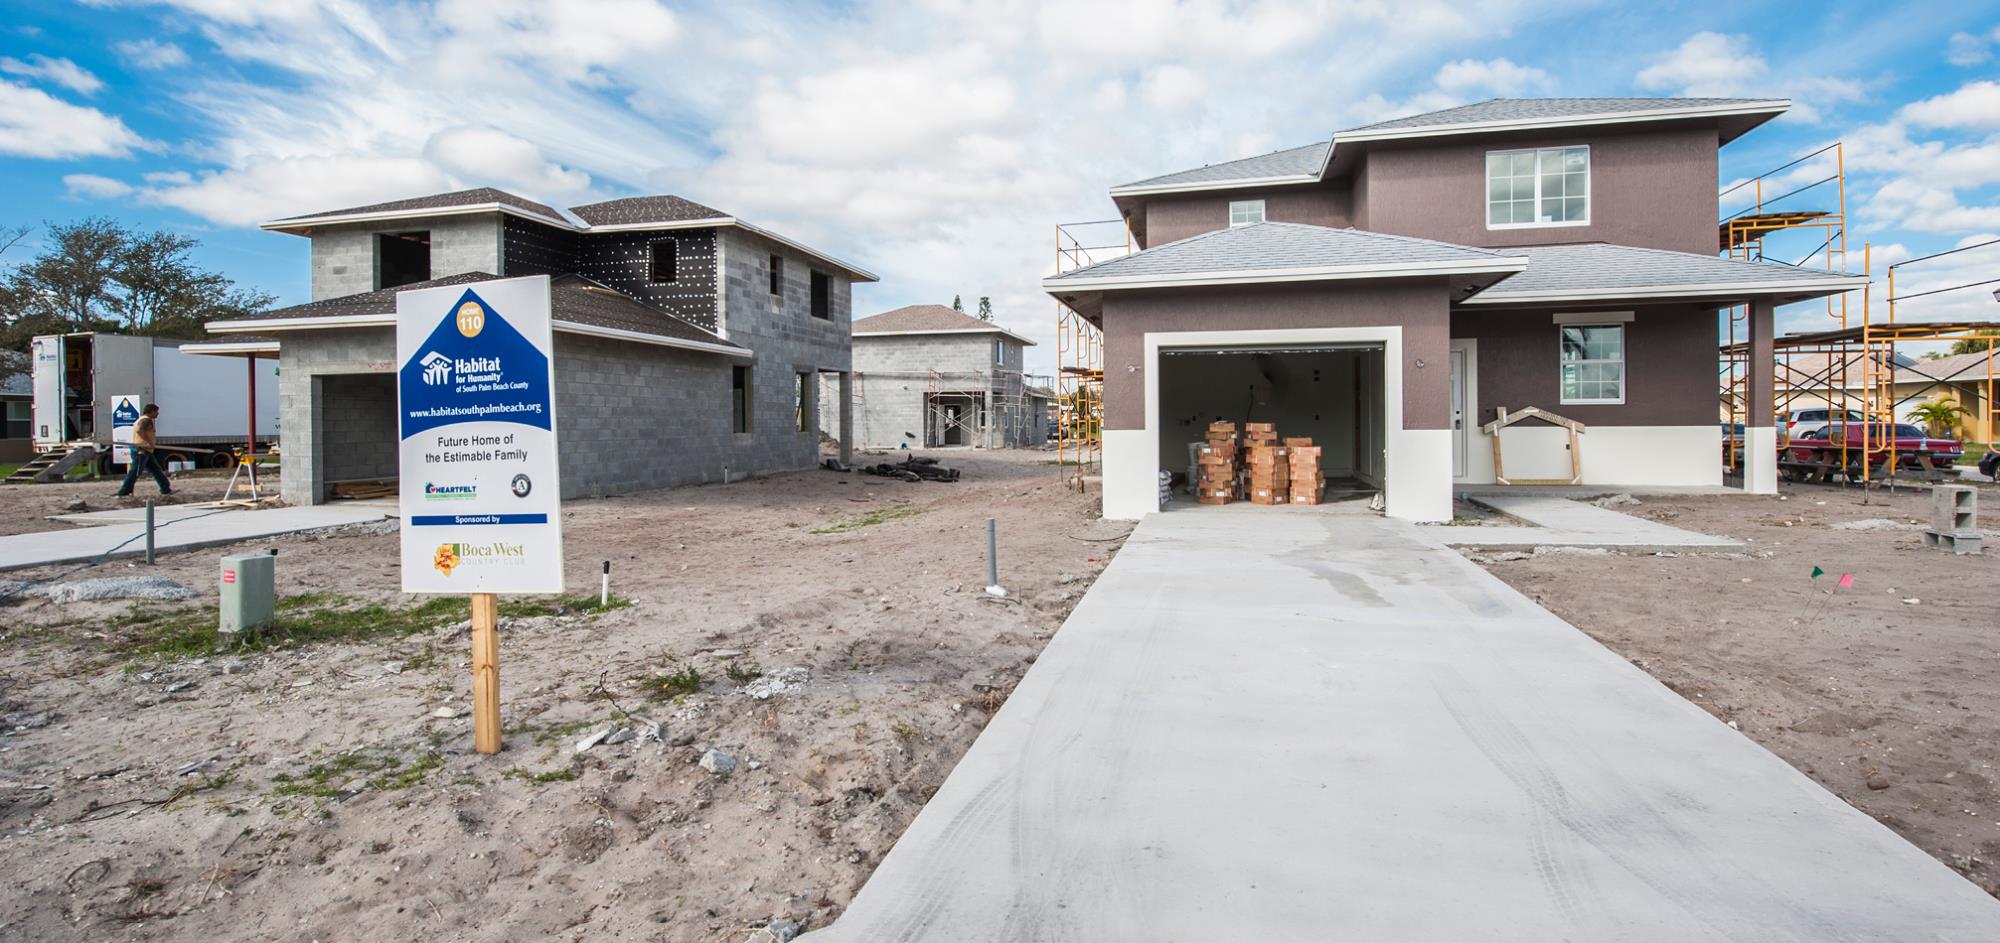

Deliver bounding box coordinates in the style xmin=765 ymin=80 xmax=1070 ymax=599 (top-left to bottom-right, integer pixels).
xmin=3 ymin=0 xmax=1999 ymax=376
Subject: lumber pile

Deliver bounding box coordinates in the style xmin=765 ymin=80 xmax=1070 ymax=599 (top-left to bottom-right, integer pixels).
xmin=1243 ymin=423 xmax=1288 ymax=505
xmin=1288 ymin=444 xmax=1324 ymax=505
xmin=331 ymin=479 xmax=396 ymax=500
xmin=1195 ymin=422 xmax=1238 ymax=504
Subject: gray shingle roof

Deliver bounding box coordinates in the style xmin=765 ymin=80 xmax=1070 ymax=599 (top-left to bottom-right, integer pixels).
xmin=569 ymin=195 xmax=729 ymax=227
xmin=274 ymin=187 xmax=566 ymax=224
xmin=213 ymin=272 xmax=744 ymax=351
xmin=1044 ymin=222 xmax=1518 ymax=284
xmin=1113 ymin=141 xmax=1330 ymax=192
xmin=852 ymin=304 xmax=1037 ymax=345
xmin=1341 ymin=97 xmax=1780 ymax=134
xmin=1469 ymin=242 xmax=1864 ymax=303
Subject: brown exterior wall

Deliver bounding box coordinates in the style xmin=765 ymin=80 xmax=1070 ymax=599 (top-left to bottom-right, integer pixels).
xmin=1141 ymin=186 xmax=1351 ymax=248
xmin=1100 ymin=279 xmax=1452 ymax=431
xmin=1355 ymin=125 xmax=1720 ymax=255
xmin=1449 ymin=304 xmax=1719 ymax=427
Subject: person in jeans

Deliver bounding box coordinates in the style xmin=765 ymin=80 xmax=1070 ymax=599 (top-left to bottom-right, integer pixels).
xmin=114 ymin=403 xmax=173 ymax=497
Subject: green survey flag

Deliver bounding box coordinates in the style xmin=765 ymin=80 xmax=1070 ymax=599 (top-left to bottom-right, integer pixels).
xmin=1811 ymin=566 xmax=1825 ymax=578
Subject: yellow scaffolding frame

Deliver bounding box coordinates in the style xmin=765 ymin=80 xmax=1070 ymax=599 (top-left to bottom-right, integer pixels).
xmin=1054 ymin=219 xmax=1128 ymax=491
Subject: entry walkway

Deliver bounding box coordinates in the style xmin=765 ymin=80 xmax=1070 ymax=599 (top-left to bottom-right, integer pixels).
xmin=805 ymin=505 xmax=1998 ymax=941
xmin=0 ymin=503 xmax=393 ymax=571
xmin=1425 ymin=493 xmax=1743 ymax=551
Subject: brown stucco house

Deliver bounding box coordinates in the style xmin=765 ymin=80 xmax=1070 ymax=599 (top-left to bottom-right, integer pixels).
xmin=1044 ymin=97 xmax=1866 ymax=521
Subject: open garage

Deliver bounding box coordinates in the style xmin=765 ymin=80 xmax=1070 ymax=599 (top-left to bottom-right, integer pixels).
xmin=1155 ymin=344 xmax=1386 ymax=502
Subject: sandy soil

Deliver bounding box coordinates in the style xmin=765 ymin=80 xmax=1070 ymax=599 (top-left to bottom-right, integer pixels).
xmin=0 ymin=470 xmax=252 ymax=537
xmin=0 ymin=449 xmax=1129 ymax=941
xmin=1472 ymin=483 xmax=2000 ymax=896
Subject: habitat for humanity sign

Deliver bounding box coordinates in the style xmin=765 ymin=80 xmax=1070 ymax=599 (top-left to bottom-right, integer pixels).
xmin=395 ymin=275 xmax=564 ymax=594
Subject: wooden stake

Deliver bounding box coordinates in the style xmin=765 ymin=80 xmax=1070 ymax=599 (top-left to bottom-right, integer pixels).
xmin=470 ymin=592 xmax=501 ymax=754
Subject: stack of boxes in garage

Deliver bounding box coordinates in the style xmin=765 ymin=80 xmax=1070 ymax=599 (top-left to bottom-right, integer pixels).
xmin=1243 ymin=423 xmax=1288 ymax=505
xmin=1287 ymin=436 xmax=1324 ymax=505
xmin=1195 ymin=422 xmax=1239 ymax=504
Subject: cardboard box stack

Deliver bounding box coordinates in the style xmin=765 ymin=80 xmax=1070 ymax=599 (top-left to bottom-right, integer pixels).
xmin=1242 ymin=423 xmax=1289 ymax=505
xmin=1195 ymin=422 xmax=1238 ymax=505
xmin=1288 ymin=440 xmax=1324 ymax=505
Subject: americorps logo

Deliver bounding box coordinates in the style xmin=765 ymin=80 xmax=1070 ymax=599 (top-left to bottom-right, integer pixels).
xmin=423 ymin=482 xmax=477 ymax=501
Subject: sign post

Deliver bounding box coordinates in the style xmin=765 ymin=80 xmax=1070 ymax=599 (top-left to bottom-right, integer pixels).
xmin=395 ymin=276 xmax=564 ymax=755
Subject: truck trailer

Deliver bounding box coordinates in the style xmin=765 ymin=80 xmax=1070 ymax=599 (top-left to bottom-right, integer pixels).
xmin=12 ymin=332 xmax=278 ymax=483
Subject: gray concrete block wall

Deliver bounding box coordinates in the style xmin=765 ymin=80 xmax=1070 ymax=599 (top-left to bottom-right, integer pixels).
xmin=552 ymin=334 xmax=736 ymax=498
xmin=275 ymin=328 xmax=398 ymax=504
xmin=838 ymin=332 xmax=1040 ymax=449
xmin=310 ymin=215 xmax=504 ymax=301
xmin=318 ymin=374 xmax=397 ymax=481
xmin=717 ymin=228 xmax=853 ymax=473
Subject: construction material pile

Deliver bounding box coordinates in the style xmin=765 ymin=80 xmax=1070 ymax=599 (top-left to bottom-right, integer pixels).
xmin=861 ymin=455 xmax=961 ymax=482
xmin=1191 ymin=423 xmax=1323 ymax=507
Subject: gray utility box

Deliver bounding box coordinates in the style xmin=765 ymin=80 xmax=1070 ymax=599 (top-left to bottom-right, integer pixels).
xmin=219 ymin=552 xmax=276 ymax=636
xmin=1922 ymin=485 xmax=1980 ymax=555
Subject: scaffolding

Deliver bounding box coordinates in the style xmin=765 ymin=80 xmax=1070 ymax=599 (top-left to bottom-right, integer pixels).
xmin=917 ymin=366 xmax=1051 ymax=448
xmin=1055 ymin=219 xmax=1128 ymax=490
xmin=1719 ymin=142 xmax=2000 ymax=482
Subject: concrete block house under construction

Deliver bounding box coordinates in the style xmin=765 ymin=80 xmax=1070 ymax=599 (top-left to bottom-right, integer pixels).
xmin=207 ymin=188 xmax=874 ymax=505
xmin=831 ymin=304 xmax=1051 ymax=450
xmin=1044 ymin=98 xmax=1866 ymax=521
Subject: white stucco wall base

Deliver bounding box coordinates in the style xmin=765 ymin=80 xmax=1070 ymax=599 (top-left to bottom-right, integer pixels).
xmin=1743 ymin=426 xmax=1777 ymax=494
xmin=1387 ymin=428 xmax=1453 ymax=522
xmin=1102 ymin=429 xmax=1160 ymax=521
xmin=1456 ymin=425 xmax=1723 ymax=488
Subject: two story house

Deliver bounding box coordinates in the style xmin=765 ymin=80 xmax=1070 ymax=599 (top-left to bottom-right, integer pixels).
xmin=1044 ymin=97 xmax=1867 ymax=521
xmin=834 ymin=304 xmax=1049 ymax=449
xmin=206 ymin=188 xmax=874 ymax=504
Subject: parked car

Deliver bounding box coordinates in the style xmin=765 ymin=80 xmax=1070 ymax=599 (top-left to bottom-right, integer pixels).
xmin=1785 ymin=422 xmax=1963 ymax=474
xmin=1782 ymin=407 xmax=1863 ymax=441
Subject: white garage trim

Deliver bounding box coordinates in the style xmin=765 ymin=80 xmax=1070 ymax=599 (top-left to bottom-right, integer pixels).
xmin=1097 ymin=325 xmax=1453 ymax=523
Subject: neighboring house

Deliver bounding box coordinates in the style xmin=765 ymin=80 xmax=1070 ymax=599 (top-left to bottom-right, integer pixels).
xmin=207 ymin=188 xmax=874 ymax=504
xmin=1891 ymin=351 xmax=1996 ymax=441
xmin=830 ymin=304 xmax=1048 ymax=449
xmin=0 ymin=355 xmax=30 ymax=464
xmin=1044 ymin=97 xmax=1865 ymax=521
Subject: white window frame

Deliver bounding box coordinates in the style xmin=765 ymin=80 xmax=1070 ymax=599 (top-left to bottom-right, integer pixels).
xmin=1557 ymin=322 xmax=1624 ymax=406
xmin=1228 ymin=199 xmax=1266 ymax=227
xmin=1486 ymin=145 xmax=1590 ymax=230
xmin=992 ymin=337 xmax=1005 ymax=365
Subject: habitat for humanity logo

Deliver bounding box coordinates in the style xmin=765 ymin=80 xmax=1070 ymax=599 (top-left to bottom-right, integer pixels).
xmin=424 ymin=482 xmax=477 ymax=501
xmin=432 ymin=541 xmax=526 ymax=575
xmin=420 ymin=351 xmax=453 ymax=386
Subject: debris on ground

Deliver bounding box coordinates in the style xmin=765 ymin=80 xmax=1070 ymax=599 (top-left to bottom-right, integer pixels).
xmin=699 ymin=747 xmax=739 ymax=776
xmin=1831 ymin=518 xmax=1923 ymax=531
xmin=38 ymin=575 xmax=199 ymax=604
xmin=743 ymin=667 xmax=809 ymax=700
xmin=861 ymin=456 xmax=960 ymax=483
xmin=1591 ymin=493 xmax=1641 ymax=508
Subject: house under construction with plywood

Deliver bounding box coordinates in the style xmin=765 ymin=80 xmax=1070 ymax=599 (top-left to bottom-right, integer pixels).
xmin=829 ymin=304 xmax=1052 ymax=449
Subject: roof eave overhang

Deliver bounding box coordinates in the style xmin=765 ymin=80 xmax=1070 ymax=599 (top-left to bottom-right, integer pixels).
xmin=1041 ymin=256 xmax=1527 ymax=293
xmin=1107 ymin=173 xmax=1321 ymax=198
xmin=1461 ymin=275 xmax=1867 ymax=306
xmin=178 ymin=340 xmax=281 ymax=357
xmin=854 ymin=326 xmax=1036 ymax=346
xmin=207 ymin=313 xmax=750 ymax=357
xmin=1335 ymin=100 xmax=1792 ymax=145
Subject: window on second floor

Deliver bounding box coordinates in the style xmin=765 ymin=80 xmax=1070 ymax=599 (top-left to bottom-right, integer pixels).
xmin=1488 ymin=146 xmax=1589 ymax=228
xmin=993 ymin=337 xmax=1005 ymax=365
xmin=810 ymin=271 xmax=831 ymax=319
xmin=1228 ymin=200 xmax=1266 ymax=227
xmin=1558 ymin=323 xmax=1623 ymax=405
xmin=769 ymin=254 xmax=783 ymax=295
xmin=377 ymin=231 xmax=431 ymax=290
xmin=648 ymin=238 xmax=678 ymax=284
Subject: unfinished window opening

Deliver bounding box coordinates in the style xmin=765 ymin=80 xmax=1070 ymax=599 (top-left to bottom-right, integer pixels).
xmin=993 ymin=337 xmax=1005 ymax=365
xmin=648 ymin=239 xmax=679 ymax=284
xmin=810 ymin=271 xmax=831 ymax=319
xmin=377 ymin=231 xmax=431 ymax=290
xmin=795 ymin=371 xmax=813 ymax=432
xmin=732 ymin=365 xmax=752 ymax=433
xmin=1559 ymin=323 xmax=1624 ymax=405
xmin=1229 ymin=200 xmax=1266 ymax=227
xmin=769 ymin=254 xmax=783 ymax=296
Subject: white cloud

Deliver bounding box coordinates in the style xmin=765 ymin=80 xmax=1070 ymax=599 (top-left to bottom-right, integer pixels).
xmin=1433 ymin=58 xmax=1551 ymax=96
xmin=1635 ymin=32 xmax=1863 ymax=123
xmin=424 ymin=126 xmax=590 ymax=196
xmin=114 ymin=38 xmax=190 ymax=69
xmin=1139 ymin=65 xmax=1206 ymax=111
xmin=1899 ymin=80 xmax=2000 ymax=132
xmin=0 ymin=53 xmax=104 ymax=95
xmin=1945 ymin=27 xmax=2000 ymax=67
xmin=63 ymin=173 xmax=136 ymax=198
xmin=142 ymin=156 xmax=456 ymax=226
xmin=0 ymin=81 xmax=150 ymax=158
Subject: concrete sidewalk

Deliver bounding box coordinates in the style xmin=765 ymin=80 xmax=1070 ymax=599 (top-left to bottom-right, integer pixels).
xmin=1425 ymin=493 xmax=1742 ymax=551
xmin=804 ymin=505 xmax=1998 ymax=941
xmin=0 ymin=504 xmax=394 ymax=571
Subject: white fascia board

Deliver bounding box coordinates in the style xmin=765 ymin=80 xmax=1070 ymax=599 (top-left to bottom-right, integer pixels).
xmin=1108 ymin=173 xmax=1320 ymax=198
xmin=1465 ymin=274 xmax=1867 ymax=305
xmin=730 ymin=220 xmax=880 ymax=283
xmin=208 ymin=313 xmax=394 ymax=332
xmin=853 ymin=327 xmax=1037 ymax=346
xmin=550 ymin=320 xmax=753 ymax=358
xmin=1042 ymin=255 xmax=1527 ymax=292
xmin=260 ymin=202 xmax=573 ymax=233
xmin=178 ymin=340 xmax=281 ymax=356
xmin=1335 ymin=100 xmax=1792 ymax=144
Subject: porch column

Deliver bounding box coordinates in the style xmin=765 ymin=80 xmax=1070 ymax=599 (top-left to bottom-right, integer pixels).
xmin=1743 ymin=298 xmax=1778 ymax=494
xmin=837 ymin=371 xmax=854 ymax=466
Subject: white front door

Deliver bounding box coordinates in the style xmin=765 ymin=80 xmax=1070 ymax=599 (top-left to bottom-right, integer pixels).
xmin=1450 ymin=347 xmax=1468 ymax=479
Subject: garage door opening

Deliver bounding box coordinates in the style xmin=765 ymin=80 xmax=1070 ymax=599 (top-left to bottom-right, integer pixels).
xmin=316 ymin=373 xmax=398 ymax=502
xmin=1156 ymin=345 xmax=1386 ymax=504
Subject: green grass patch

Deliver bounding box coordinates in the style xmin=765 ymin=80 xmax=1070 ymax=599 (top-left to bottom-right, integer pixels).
xmin=271 ymin=748 xmax=442 ymax=799
xmin=724 ymin=658 xmax=763 ymax=684
xmin=1960 ymin=441 xmax=1990 ymax=465
xmin=642 ymin=665 xmax=704 ymax=700
xmin=810 ymin=502 xmax=931 ymax=535
xmin=506 ymin=766 xmax=580 ymax=784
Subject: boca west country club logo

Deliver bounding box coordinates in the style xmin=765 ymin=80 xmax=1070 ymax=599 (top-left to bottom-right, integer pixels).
xmin=424 ymin=482 xmax=477 ymax=501
xmin=432 ymin=541 xmax=527 ymax=575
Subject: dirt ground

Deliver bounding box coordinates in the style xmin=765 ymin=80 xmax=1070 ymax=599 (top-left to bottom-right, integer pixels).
xmin=0 ymin=470 xmax=246 ymax=537
xmin=1473 ymin=483 xmax=2000 ymax=897
xmin=0 ymin=449 xmax=1129 ymax=941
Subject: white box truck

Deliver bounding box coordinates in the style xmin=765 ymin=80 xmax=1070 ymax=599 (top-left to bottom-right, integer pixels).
xmin=16 ymin=332 xmax=278 ymax=481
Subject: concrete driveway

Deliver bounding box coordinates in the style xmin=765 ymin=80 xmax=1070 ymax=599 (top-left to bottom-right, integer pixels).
xmin=805 ymin=504 xmax=2000 ymax=942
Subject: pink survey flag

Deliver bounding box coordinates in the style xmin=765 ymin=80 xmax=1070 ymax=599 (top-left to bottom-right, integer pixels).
xmin=1837 ymin=573 xmax=1854 ymax=588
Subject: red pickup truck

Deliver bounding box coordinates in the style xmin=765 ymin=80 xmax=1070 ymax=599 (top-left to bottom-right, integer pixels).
xmin=1785 ymin=423 xmax=1964 ymax=477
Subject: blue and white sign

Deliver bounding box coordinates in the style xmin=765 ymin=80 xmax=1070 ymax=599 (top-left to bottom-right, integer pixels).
xmin=396 ymin=276 xmax=564 ymax=594
xmin=110 ymin=394 xmax=142 ymax=465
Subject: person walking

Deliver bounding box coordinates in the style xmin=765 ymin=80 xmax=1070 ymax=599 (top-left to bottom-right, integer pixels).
xmin=114 ymin=403 xmax=173 ymax=497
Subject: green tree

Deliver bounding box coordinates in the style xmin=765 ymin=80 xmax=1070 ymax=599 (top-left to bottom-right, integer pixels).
xmin=1906 ymin=397 xmax=1968 ymax=437
xmin=976 ymin=295 xmax=992 ymax=322
xmin=1949 ymin=336 xmax=1998 ymax=356
xmin=951 ymin=294 xmax=963 ymax=313
xmin=0 ymin=218 xmax=272 ymax=352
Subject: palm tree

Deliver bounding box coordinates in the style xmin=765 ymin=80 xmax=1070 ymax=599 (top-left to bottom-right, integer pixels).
xmin=1907 ymin=397 xmax=1968 ymax=437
